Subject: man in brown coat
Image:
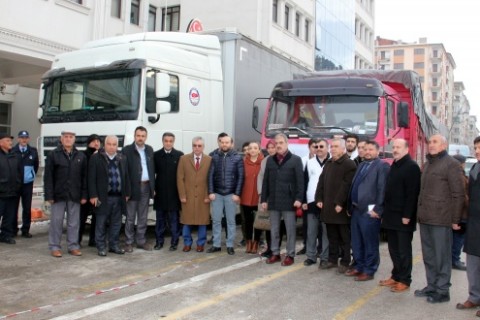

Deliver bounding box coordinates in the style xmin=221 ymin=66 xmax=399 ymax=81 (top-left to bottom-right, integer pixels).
xmin=177 ymin=136 xmax=212 ymax=253
xmin=415 ymin=134 xmax=465 ymax=303
xmin=315 ymin=138 xmax=357 ymax=273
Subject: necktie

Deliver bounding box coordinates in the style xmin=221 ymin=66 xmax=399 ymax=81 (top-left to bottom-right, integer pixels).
xmin=195 ymin=157 xmax=200 ymax=170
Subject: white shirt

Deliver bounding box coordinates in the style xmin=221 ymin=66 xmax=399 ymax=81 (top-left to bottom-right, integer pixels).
xmin=305 ymin=155 xmax=329 ymax=203
xmin=136 ymin=144 xmax=149 ymax=181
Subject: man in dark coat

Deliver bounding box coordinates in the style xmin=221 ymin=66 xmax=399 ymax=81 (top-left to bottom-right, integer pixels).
xmin=122 ymin=126 xmax=155 ymax=252
xmin=0 ymin=132 xmax=22 ymax=244
xmin=261 ymin=133 xmax=304 ymax=266
xmin=88 ymin=135 xmax=130 ymax=256
xmin=78 ymin=133 xmax=101 ymax=247
xmin=153 ymin=132 xmax=184 ymax=251
xmin=380 ymin=139 xmax=420 ymax=292
xmin=12 ymin=130 xmax=39 ymax=238
xmin=347 ymin=140 xmax=390 ymax=281
xmin=415 ymin=134 xmax=464 ymax=303
xmin=315 ymin=138 xmax=356 ymax=273
xmin=456 ymin=136 xmax=480 ymax=316
xmin=44 ymin=130 xmax=88 ymax=257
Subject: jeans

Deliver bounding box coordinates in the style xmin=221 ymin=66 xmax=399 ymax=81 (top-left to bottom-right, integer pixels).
xmin=155 ymin=209 xmax=180 ymax=246
xmin=211 ymin=194 xmax=237 ymax=248
xmin=183 ymin=224 xmax=207 ymax=246
xmin=452 ymin=230 xmax=465 ymax=264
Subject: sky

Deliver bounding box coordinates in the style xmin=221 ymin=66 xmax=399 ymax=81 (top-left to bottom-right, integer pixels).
xmin=375 ymin=0 xmax=480 ymax=123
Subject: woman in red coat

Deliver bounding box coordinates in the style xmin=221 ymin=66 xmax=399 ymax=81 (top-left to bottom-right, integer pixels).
xmin=241 ymin=142 xmax=264 ymax=253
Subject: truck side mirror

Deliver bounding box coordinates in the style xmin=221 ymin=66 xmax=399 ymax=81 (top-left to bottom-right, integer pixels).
xmin=155 ymin=73 xmax=170 ymax=98
xmin=156 ymin=101 xmax=171 ymax=114
xmin=397 ymin=101 xmax=409 ymax=128
xmin=252 ymin=105 xmax=259 ymax=130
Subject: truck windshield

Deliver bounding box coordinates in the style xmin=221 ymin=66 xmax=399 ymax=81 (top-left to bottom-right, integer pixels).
xmin=41 ymin=69 xmax=141 ymax=123
xmin=265 ymin=95 xmax=379 ymax=137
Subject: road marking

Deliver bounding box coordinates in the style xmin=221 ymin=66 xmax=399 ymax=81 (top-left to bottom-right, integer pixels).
xmin=49 ymin=258 xmax=265 ymax=320
xmin=332 ymin=254 xmax=423 ymax=320
xmin=162 ymin=264 xmax=305 ymax=319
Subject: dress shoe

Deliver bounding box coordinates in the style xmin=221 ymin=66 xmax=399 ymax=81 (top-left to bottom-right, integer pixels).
xmin=21 ymin=232 xmax=33 ymax=238
xmin=379 ymin=278 xmax=398 ymax=287
xmin=345 ymin=268 xmax=362 ymax=277
xmin=207 ymin=246 xmax=221 ymax=253
xmin=337 ymin=265 xmax=348 ymax=274
xmin=261 ymin=249 xmax=273 ymax=258
xmin=0 ymin=237 xmax=16 ymax=244
xmin=320 ymin=261 xmax=335 ymax=270
xmin=169 ymin=245 xmax=177 ymax=251
xmin=196 ymin=245 xmax=204 ymax=252
xmin=154 ymin=243 xmax=163 ymax=250
xmin=207 ymin=237 xmax=213 ymax=245
xmin=51 ymin=250 xmax=62 ymax=258
xmin=137 ymin=243 xmax=153 ymax=251
xmin=109 ymin=247 xmax=125 ymax=254
xmin=456 ymin=300 xmax=480 ymax=309
xmin=319 ymin=260 xmax=329 ymax=269
xmin=266 ymin=254 xmax=281 ymax=264
xmin=427 ymin=292 xmax=450 ymax=303
xmin=453 ymin=261 xmax=467 ymax=271
xmin=183 ymin=245 xmax=192 ymax=252
xmin=303 ymin=259 xmax=316 ymax=266
xmin=240 ymin=239 xmax=246 ymax=246
xmin=68 ymin=249 xmax=82 ymax=256
xmin=414 ymin=287 xmax=435 ymax=297
xmin=390 ymin=282 xmax=410 ymax=292
xmin=98 ymin=250 xmax=107 ymax=257
xmin=296 ymin=247 xmax=306 ymax=255
xmin=227 ymin=247 xmax=235 ymax=255
xmin=124 ymin=244 xmax=133 ymax=253
xmin=354 ymin=273 xmax=374 ymax=281
xmin=282 ymin=256 xmax=294 ymax=266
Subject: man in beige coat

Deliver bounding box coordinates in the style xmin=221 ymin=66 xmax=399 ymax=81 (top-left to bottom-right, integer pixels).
xmin=177 ymin=136 xmax=212 ymax=253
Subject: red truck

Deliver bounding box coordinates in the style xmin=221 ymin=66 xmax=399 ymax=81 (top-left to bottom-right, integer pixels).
xmin=254 ymin=70 xmax=442 ymax=164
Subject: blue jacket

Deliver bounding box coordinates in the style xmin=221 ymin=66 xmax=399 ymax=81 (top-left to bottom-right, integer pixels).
xmin=208 ymin=149 xmax=244 ymax=196
xmin=348 ymin=158 xmax=390 ymax=216
xmin=12 ymin=144 xmax=39 ymax=184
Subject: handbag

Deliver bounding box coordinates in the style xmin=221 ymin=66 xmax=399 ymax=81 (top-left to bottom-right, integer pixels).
xmin=253 ymin=206 xmax=271 ymax=231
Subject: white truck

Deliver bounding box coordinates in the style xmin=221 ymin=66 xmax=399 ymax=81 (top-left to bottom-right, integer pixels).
xmin=37 ymin=29 xmax=308 ymax=161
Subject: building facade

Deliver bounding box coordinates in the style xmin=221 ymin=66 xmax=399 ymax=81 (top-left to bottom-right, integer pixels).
xmin=354 ymin=0 xmax=374 ymax=69
xmin=375 ymin=37 xmax=456 ymax=129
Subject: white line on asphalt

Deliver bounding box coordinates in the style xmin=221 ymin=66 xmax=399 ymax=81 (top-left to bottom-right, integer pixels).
xmin=49 ymin=257 xmax=262 ymax=320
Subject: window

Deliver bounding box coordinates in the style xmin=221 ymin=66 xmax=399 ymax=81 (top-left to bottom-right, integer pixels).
xmin=111 ymin=0 xmax=121 ymax=18
xmin=414 ymin=62 xmax=424 ymax=69
xmin=148 ymin=5 xmax=156 ymax=31
xmin=419 ymin=76 xmax=424 ymax=82
xmin=432 ymin=77 xmax=438 ymax=86
xmin=432 ymin=105 xmax=437 ymax=115
xmin=380 ymin=51 xmax=391 ymax=60
xmin=0 ymin=103 xmax=12 ymax=134
xmin=131 ymin=0 xmax=140 ymax=25
xmin=432 ymin=63 xmax=438 ymax=72
xmin=414 ymin=48 xmax=425 ymax=55
xmin=393 ymin=49 xmax=404 ymax=56
xmin=295 ymin=13 xmax=300 ymax=37
xmin=69 ymin=0 xmax=82 ymax=3
xmin=284 ymin=5 xmax=290 ymax=30
xmin=304 ymin=20 xmax=310 ymax=42
xmin=393 ymin=63 xmax=404 ymax=69
xmin=386 ymin=99 xmax=395 ymax=131
xmin=272 ymin=0 xmax=278 ymax=23
xmin=161 ymin=6 xmax=180 ymax=31
xmin=432 ymin=92 xmax=438 ymax=101
xmin=433 ymin=49 xmax=438 ymax=58
xmin=145 ymin=71 xmax=179 ymax=113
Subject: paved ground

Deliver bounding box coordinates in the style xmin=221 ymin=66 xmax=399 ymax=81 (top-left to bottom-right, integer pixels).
xmin=0 ymin=216 xmax=476 ymax=320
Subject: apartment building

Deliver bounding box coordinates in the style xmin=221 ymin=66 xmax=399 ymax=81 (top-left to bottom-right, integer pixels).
xmin=375 ymin=37 xmax=455 ymax=129
xmin=450 ymin=81 xmax=470 ymax=145
xmin=0 ymin=0 xmax=315 ymax=142
xmin=354 ymin=0 xmax=374 ymax=69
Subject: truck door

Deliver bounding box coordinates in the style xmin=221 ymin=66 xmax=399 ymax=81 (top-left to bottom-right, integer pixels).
xmin=382 ymin=98 xmax=397 ymax=159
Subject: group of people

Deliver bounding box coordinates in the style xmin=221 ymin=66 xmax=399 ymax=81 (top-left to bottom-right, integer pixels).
xmin=1 ymin=127 xmax=479 ymax=316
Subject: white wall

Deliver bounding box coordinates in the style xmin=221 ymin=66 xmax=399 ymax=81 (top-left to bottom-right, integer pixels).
xmin=11 ymin=87 xmax=41 ymax=147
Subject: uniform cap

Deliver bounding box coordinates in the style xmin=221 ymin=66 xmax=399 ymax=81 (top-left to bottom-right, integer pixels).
xmin=18 ymin=130 xmax=29 ymax=137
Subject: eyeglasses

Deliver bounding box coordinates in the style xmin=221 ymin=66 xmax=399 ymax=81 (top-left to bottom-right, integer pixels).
xmin=192 ymin=144 xmax=203 ymax=147
xmin=312 ymin=145 xmax=326 ymax=149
